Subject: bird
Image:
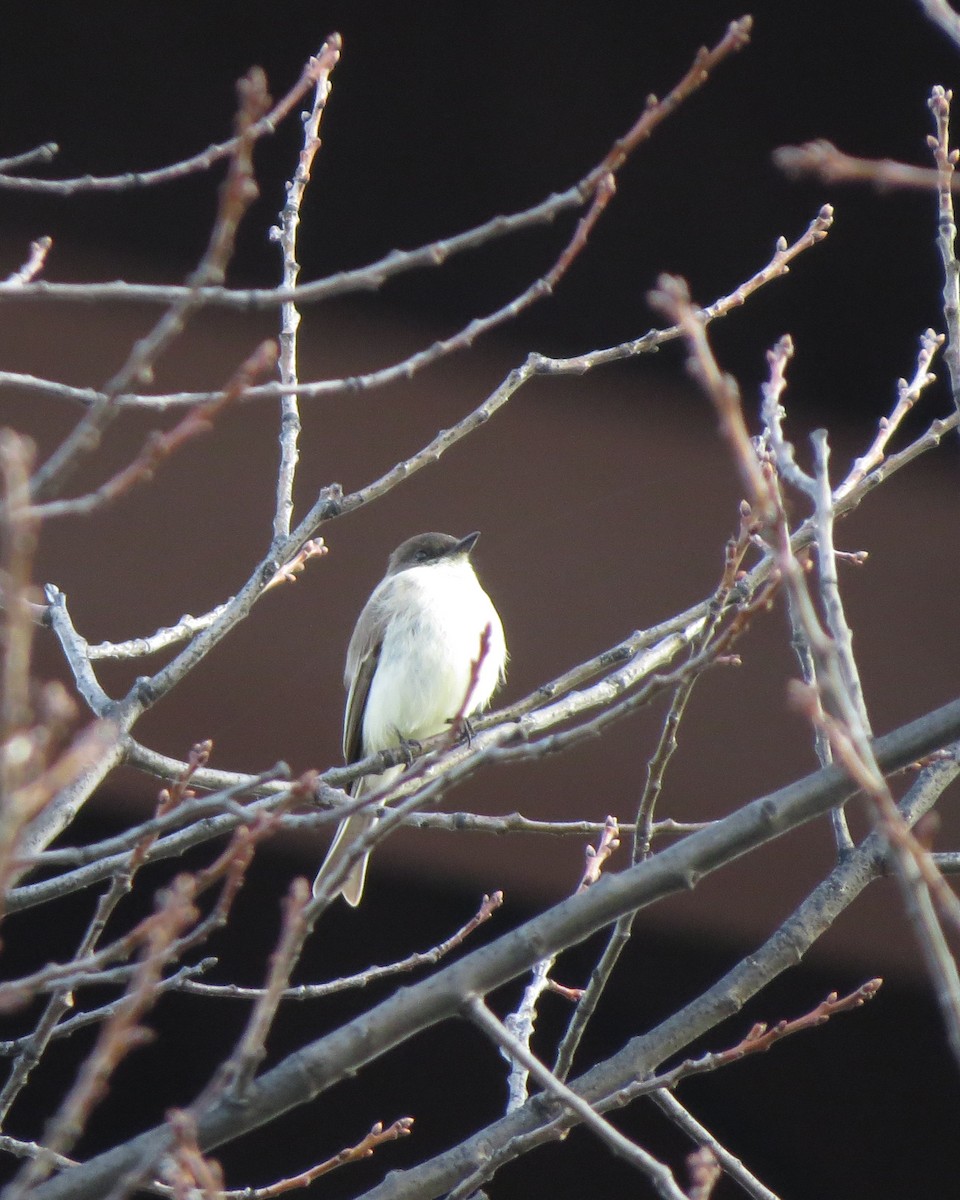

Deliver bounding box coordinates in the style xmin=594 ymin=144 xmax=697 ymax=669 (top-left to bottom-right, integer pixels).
xmin=313 ymin=531 xmax=507 ymax=905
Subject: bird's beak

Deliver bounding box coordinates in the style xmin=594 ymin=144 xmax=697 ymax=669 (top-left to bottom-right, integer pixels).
xmin=453 ymin=531 xmax=481 ymax=557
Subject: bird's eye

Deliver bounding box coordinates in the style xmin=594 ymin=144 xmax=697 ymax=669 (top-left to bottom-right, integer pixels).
xmin=416 ymin=549 xmax=430 ymax=562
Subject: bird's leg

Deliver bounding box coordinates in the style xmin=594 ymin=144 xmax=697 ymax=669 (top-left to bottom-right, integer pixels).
xmin=447 ymin=715 xmax=475 ymax=745
xmin=395 ymin=734 xmax=422 ymax=766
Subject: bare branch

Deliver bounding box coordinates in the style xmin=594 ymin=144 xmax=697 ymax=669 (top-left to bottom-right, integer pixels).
xmin=0 ymin=205 xmax=834 ymax=414
xmin=220 ymin=1118 xmax=414 ymax=1199
xmin=645 ymin=980 xmax=883 ymax=1092
xmin=178 ymin=892 xmax=502 ymax=1001
xmin=28 ymin=67 xmax=272 ymax=503
xmin=217 ymin=879 xmax=311 ymax=1101
xmin=23 ymin=719 xmax=960 ymax=1200
xmin=466 ymin=997 xmax=688 ymax=1200
xmin=85 ymin=604 xmax=234 ymax=661
xmin=0 ymin=143 xmax=59 ymax=173
xmin=919 ymin=0 xmax=960 ymax=49
xmin=835 ymin=327 xmax=944 ymax=501
xmin=928 ymin=86 xmax=960 ymax=417
xmin=30 ymin=340 xmax=279 ymax=520
xmin=4 ymin=878 xmax=199 ymax=1195
xmin=3 ymin=237 xmax=52 ymax=286
xmin=774 ymin=139 xmax=955 ymax=190
xmin=656 ymin=1096 xmax=781 ymax=1200
xmin=921 ymin=0 xmax=960 ymax=47
xmin=271 ymin=38 xmax=341 ymax=543
xmin=0 ymin=45 xmax=341 ymax=196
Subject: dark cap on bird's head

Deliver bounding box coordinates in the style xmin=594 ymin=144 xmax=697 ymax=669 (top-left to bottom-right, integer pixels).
xmin=387 ymin=531 xmax=480 ymax=575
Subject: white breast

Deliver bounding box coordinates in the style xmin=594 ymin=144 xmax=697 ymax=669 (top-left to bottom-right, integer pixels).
xmin=360 ymin=559 xmax=506 ymax=753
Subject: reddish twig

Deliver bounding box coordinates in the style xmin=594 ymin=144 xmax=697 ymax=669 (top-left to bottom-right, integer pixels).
xmin=221 ymin=1117 xmax=414 ymax=1198
xmin=545 ymin=172 xmax=615 ymax=285
xmin=31 ymin=339 xmax=279 ymax=519
xmin=0 ymin=203 xmax=833 ymax=413
xmin=0 ymin=41 xmax=343 ymax=196
xmin=163 ymin=1110 xmax=225 ymax=1200
xmin=0 ymin=740 xmax=213 ymax=1122
xmin=0 ymin=718 xmax=119 ymax=909
xmin=262 ymin=539 xmax=328 ymax=592
xmin=452 ymin=622 xmax=495 ymax=734
xmin=774 ymin=139 xmax=954 ymax=190
xmin=545 ymin=980 xmax=586 ymax=1003
xmin=639 ymin=980 xmax=883 ymax=1095
xmin=582 ymin=17 xmax=752 ymax=193
xmin=0 ymin=432 xmax=38 ymax=753
xmin=128 ymin=741 xmax=214 ymax=874
xmin=29 ymin=68 xmax=273 ymax=503
xmin=576 ymin=815 xmax=621 ymax=892
xmin=648 ymin=274 xmax=777 ymax=526
xmin=686 ymin=1147 xmax=721 ymax=1200
xmin=0 ymin=777 xmax=309 ymax=1009
xmin=794 ymin=687 xmax=960 ymax=932
xmin=218 ymin=878 xmax=312 ymax=1101
xmin=0 ymin=20 xmax=750 ymax=322
xmin=4 ymin=878 xmax=200 ymax=1196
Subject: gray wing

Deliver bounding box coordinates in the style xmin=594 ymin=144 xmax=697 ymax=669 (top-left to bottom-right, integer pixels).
xmin=343 ymin=642 xmax=379 ymax=764
xmin=342 ymin=579 xmax=392 ymax=764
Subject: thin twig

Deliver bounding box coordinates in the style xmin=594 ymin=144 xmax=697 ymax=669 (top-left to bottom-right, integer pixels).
xmin=0 ymin=143 xmax=59 ymax=173
xmin=919 ymin=0 xmax=960 ymax=49
xmin=835 ymin=327 xmax=944 ymax=500
xmin=178 ymin=892 xmax=502 ymax=1001
xmin=4 ymin=879 xmax=200 ymax=1196
xmin=18 ymin=734 xmax=960 ymax=1200
xmin=161 ymin=1109 xmax=225 ymax=1198
xmin=555 ymin=522 xmax=754 ymax=1083
xmin=774 ymin=139 xmax=960 ymax=190
xmin=929 ymin=86 xmax=960 ymax=417
xmin=219 ymin=879 xmax=311 ymax=1100
xmin=28 ymin=67 xmax=271 ymax=503
xmin=0 ymin=18 xmax=750 ymax=327
xmin=466 ymin=997 xmax=688 ymax=1200
xmin=85 ymin=603 xmax=233 ymax=661
xmin=0 ymin=49 xmax=338 ymax=196
xmin=759 ymin=339 xmax=854 ymax=850
xmin=655 ymin=1094 xmax=781 ymax=1200
xmin=646 ymin=980 xmax=883 ymax=1093
xmin=220 ymin=1118 xmax=414 ymax=1199
xmin=30 ymin=340 xmax=279 ymax=520
xmin=2 ymin=202 xmax=834 ymax=415
xmin=365 ymin=752 xmax=960 ymax=1200
xmin=28 ymin=340 xmax=951 ymax=895
xmin=0 ymin=748 xmax=210 ymax=1119
xmin=3 ymin=237 xmax=52 ymax=286
xmin=271 ymin=37 xmax=341 ymax=543
xmin=0 ymin=963 xmax=216 ymax=1058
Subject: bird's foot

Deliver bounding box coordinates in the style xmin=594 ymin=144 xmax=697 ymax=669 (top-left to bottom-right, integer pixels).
xmin=397 ymin=736 xmax=422 ymax=765
xmin=448 ymin=715 xmax=476 ymax=745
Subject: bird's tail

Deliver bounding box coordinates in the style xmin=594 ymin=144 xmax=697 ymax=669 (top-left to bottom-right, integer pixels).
xmin=312 ymin=810 xmax=377 ymax=906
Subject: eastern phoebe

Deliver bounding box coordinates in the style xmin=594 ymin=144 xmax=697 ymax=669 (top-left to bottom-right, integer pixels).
xmin=313 ymin=531 xmax=507 ymax=905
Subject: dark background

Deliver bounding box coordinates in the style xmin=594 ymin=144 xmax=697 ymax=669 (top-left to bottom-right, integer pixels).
xmin=2 ymin=3 xmax=960 ymax=1198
